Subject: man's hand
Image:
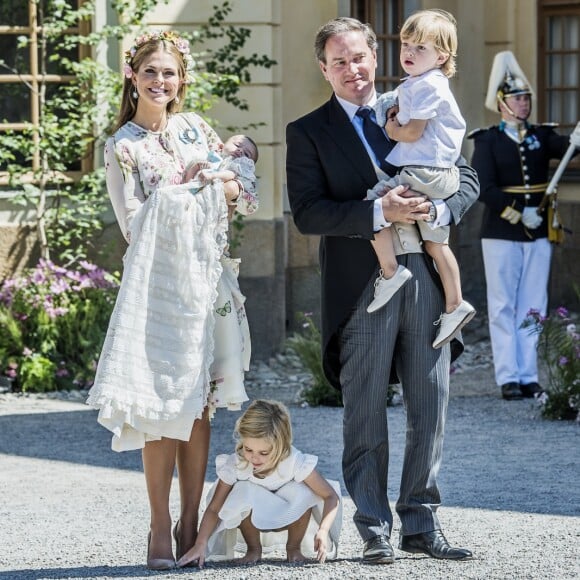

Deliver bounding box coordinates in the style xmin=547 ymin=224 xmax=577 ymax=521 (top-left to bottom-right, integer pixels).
xmin=380 ymin=184 xmax=430 ymax=223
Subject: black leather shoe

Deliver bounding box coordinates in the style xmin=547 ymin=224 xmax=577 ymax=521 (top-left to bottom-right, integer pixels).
xmin=362 ymin=535 xmax=395 ymax=564
xmin=520 ymin=382 xmax=543 ymax=398
xmin=501 ymin=382 xmax=523 ymax=400
xmin=399 ymin=530 xmax=472 ymax=560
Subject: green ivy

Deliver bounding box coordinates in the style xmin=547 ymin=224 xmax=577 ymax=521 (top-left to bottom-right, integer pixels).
xmin=0 ymin=0 xmax=275 ymax=265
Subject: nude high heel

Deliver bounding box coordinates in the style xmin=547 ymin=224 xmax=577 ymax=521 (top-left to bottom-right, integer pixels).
xmin=147 ymin=530 xmax=175 ymax=570
xmin=173 ymin=519 xmax=196 ymax=566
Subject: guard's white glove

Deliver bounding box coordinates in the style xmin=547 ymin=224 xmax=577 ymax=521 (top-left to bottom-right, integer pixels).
xmin=569 ymin=121 xmax=580 ymax=148
xmin=522 ymin=207 xmax=543 ymax=229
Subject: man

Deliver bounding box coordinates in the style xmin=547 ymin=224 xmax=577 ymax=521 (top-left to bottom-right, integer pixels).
xmin=470 ymin=51 xmax=580 ymax=401
xmin=286 ymin=17 xmax=478 ymax=564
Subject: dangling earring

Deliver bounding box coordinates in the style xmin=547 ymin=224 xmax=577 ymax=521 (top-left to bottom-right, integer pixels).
xmin=132 ymin=89 xmax=138 ymax=99
xmin=174 ymin=96 xmax=180 ymax=104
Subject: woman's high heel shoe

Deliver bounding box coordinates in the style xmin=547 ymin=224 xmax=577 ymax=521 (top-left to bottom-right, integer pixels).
xmin=147 ymin=531 xmax=175 ymax=570
xmin=173 ymin=520 xmax=196 ymax=565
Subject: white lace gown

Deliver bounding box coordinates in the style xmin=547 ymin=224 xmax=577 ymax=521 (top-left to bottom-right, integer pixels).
xmin=86 ymin=113 xmax=258 ymax=452
xmin=203 ymin=447 xmax=343 ymax=561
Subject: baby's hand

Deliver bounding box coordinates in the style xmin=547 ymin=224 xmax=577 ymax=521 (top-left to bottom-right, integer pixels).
xmin=314 ymin=529 xmax=329 ymax=563
xmin=177 ymin=544 xmax=206 ymax=569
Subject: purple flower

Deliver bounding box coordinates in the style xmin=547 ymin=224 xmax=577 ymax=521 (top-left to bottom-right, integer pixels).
xmin=46 ymin=306 xmax=69 ymax=319
xmin=79 ymin=260 xmax=97 ymax=271
xmin=31 ymin=269 xmax=46 ymax=284
xmin=5 ymin=368 xmax=16 ymax=378
xmin=50 ymin=278 xmax=71 ymax=294
xmin=556 ymin=306 xmax=569 ymax=318
xmin=558 ymin=356 xmax=569 ymax=366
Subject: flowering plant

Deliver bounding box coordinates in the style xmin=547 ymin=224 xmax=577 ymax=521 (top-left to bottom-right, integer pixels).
xmin=522 ymin=306 xmax=580 ymax=420
xmin=0 ymin=260 xmax=119 ymax=392
xmin=123 ymin=29 xmax=195 ymax=79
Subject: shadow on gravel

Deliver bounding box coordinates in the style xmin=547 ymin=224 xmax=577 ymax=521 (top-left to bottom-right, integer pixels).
xmin=0 ymin=565 xmax=159 ymax=579
xmin=0 ymin=409 xmax=143 ymax=472
xmin=1 ymin=397 xmax=578 ymax=518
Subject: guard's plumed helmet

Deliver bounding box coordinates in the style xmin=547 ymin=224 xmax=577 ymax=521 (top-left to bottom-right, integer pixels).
xmin=485 ymin=50 xmax=534 ymax=113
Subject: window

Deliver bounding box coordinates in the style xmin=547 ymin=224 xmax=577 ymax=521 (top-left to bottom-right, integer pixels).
xmin=0 ymin=0 xmax=89 ymax=183
xmin=350 ymin=0 xmax=405 ymax=92
xmin=538 ymin=0 xmax=580 ymax=132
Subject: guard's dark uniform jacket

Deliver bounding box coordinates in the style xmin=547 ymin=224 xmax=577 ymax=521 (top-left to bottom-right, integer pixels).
xmin=469 ymin=122 xmax=570 ymax=241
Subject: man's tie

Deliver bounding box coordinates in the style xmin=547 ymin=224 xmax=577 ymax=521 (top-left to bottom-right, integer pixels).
xmin=356 ymin=106 xmax=393 ymax=173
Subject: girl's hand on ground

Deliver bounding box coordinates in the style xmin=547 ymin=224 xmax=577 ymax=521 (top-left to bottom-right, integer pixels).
xmin=177 ymin=545 xmax=205 ymax=568
xmin=314 ymin=529 xmax=328 ymax=563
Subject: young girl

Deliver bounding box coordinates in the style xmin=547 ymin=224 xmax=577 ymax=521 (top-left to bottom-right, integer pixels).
xmin=177 ymin=399 xmax=342 ymax=567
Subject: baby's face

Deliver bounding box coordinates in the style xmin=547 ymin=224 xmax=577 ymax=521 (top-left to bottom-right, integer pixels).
xmin=223 ymin=135 xmax=257 ymax=161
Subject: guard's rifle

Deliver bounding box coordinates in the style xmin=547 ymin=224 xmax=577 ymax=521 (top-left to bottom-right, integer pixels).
xmin=537 ymin=141 xmax=577 ymax=242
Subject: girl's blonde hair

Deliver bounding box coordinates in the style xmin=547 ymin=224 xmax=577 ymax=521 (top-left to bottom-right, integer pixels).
xmin=234 ymin=399 xmax=292 ymax=471
xmin=112 ymin=37 xmax=188 ymax=133
xmin=400 ymin=9 xmax=458 ymax=78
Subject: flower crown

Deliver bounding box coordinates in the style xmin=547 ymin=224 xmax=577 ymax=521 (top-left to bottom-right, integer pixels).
xmin=123 ymin=30 xmax=194 ymax=79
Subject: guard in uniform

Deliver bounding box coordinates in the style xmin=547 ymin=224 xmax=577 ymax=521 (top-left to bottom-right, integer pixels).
xmin=469 ymin=51 xmax=580 ymax=400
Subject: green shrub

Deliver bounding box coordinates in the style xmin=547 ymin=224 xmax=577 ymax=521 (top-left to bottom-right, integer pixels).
xmin=286 ymin=313 xmax=343 ymax=407
xmin=0 ymin=260 xmax=119 ymax=392
xmin=522 ymin=304 xmax=580 ymax=420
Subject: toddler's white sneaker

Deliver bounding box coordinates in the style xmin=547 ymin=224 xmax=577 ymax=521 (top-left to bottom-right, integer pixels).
xmin=367 ymin=265 xmax=413 ymax=313
xmin=432 ymin=300 xmax=476 ymax=348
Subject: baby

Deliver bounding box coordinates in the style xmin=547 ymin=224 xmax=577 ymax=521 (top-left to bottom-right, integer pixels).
xmin=185 ymin=134 xmax=258 ymax=219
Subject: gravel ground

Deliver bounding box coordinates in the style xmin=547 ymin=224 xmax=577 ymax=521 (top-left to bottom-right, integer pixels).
xmin=0 ymin=336 xmax=579 ymax=580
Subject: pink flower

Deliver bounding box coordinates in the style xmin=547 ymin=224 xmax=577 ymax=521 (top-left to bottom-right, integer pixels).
xmin=123 ymin=63 xmax=133 ymax=79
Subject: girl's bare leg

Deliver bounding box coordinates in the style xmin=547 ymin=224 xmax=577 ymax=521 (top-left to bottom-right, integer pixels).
xmin=286 ymin=509 xmax=312 ymax=562
xmin=142 ymin=438 xmax=177 ymax=563
xmin=175 ymin=408 xmax=210 ymax=559
xmin=238 ymin=514 xmax=262 ymax=564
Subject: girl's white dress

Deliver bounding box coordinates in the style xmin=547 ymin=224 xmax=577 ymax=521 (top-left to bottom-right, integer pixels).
xmin=86 ymin=113 xmax=258 ymax=452
xmin=203 ymin=447 xmax=342 ymax=561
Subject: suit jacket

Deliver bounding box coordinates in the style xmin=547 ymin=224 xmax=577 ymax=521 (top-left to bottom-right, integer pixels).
xmin=469 ymin=123 xmax=571 ymax=241
xmin=286 ymin=94 xmax=479 ymax=388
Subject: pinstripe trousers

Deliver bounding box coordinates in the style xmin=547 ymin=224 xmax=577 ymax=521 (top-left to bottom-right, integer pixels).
xmin=338 ymin=252 xmax=450 ymax=540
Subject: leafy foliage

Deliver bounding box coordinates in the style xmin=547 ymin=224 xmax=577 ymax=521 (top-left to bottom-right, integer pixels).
xmin=286 ymin=313 xmax=343 ymax=407
xmin=0 ymin=0 xmax=275 ymax=264
xmin=0 ymin=260 xmax=119 ymax=392
xmin=522 ymin=302 xmax=580 ymax=421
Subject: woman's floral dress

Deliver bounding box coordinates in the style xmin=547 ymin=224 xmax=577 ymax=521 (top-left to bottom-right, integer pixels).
xmin=87 ymin=113 xmax=258 ymax=452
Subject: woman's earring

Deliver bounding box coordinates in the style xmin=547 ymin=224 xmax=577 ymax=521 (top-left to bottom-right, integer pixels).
xmin=132 ymin=89 xmax=138 ymax=99
xmin=174 ymin=96 xmax=180 ymax=104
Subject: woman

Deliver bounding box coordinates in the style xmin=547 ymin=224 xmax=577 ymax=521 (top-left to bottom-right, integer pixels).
xmin=87 ymin=30 xmax=257 ymax=569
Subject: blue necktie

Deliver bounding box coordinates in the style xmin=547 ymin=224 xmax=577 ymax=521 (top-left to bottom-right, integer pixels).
xmin=356 ymin=106 xmax=393 ymax=174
